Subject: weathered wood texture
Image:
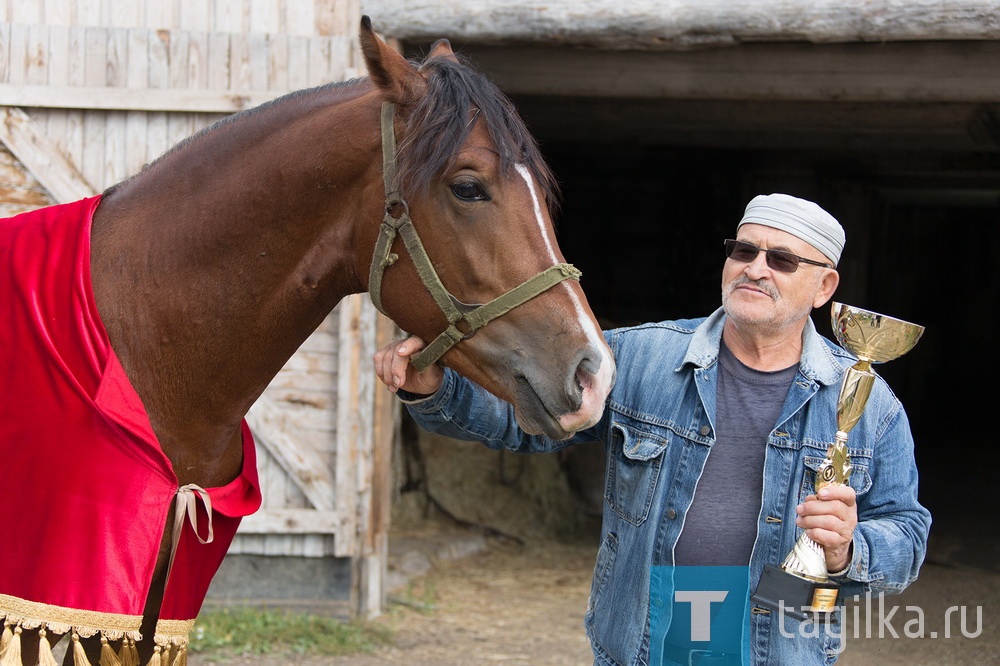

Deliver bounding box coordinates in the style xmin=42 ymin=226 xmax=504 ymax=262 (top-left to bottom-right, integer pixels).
xmin=0 ymin=0 xmax=399 ymax=617
xmin=1 ymin=0 xmax=355 ymax=35
xmin=0 ymin=141 xmax=54 ymax=216
xmin=0 ymin=106 xmax=91 ymax=203
xmin=362 ymin=0 xmax=1000 ymax=50
xmin=0 ymin=22 xmax=360 ymax=187
xmin=463 ymin=41 xmax=1000 ymax=103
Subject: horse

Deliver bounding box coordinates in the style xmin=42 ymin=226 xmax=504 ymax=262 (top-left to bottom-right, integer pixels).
xmin=0 ymin=16 xmax=614 ymax=666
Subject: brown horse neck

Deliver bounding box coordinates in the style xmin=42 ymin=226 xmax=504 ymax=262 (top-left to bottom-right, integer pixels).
xmin=89 ymin=83 xmax=387 ymax=477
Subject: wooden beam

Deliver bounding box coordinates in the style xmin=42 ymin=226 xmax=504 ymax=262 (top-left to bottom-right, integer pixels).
xmin=462 ymin=41 xmax=1000 ymax=103
xmin=358 ymin=314 xmax=400 ymax=618
xmin=367 ymin=313 xmax=399 ymax=554
xmin=0 ymin=107 xmax=95 ymax=202
xmin=508 ymin=97 xmax=1000 ymax=152
xmin=333 ymin=295 xmax=366 ymax=557
xmin=333 ymin=294 xmax=380 ymax=560
xmin=0 ymin=83 xmax=279 ymax=113
xmin=366 ymin=0 xmax=1000 ymax=51
xmin=239 ymin=509 xmax=340 ymax=534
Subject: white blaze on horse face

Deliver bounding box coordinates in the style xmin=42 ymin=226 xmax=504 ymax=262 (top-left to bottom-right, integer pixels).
xmin=515 ymin=163 xmax=559 ymax=261
xmin=514 ymin=163 xmax=614 ymax=431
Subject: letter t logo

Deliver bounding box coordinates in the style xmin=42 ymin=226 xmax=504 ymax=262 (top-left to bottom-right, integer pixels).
xmin=675 ymin=591 xmax=729 ymax=641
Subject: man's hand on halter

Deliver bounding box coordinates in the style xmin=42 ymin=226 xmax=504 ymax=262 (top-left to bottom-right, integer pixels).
xmin=374 ymin=335 xmax=445 ymax=396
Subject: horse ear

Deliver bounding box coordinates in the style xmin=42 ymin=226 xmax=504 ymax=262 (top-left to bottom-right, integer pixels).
xmin=426 ymin=38 xmax=459 ymax=63
xmin=359 ymin=16 xmax=427 ymax=106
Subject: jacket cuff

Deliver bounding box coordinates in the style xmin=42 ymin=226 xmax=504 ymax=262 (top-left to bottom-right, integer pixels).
xmin=398 ymin=368 xmax=457 ymax=410
xmin=827 ymin=541 xmax=855 ymax=578
xmin=837 ymin=536 xmax=872 ymax=582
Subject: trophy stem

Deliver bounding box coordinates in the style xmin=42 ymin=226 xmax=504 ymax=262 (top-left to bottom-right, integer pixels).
xmin=780 ymin=533 xmax=830 ymax=583
xmin=836 ymin=364 xmax=876 ymax=436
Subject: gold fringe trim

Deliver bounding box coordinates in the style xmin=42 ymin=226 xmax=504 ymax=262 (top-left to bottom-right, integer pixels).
xmin=0 ymin=621 xmax=153 ymax=666
xmin=119 ymin=638 xmax=140 ymax=666
xmin=1 ymin=594 xmax=142 ymax=641
xmin=72 ymin=632 xmax=90 ymax=666
xmin=148 ymin=643 xmax=187 ymax=666
xmin=100 ymin=635 xmax=123 ymax=666
xmin=152 ymin=619 xmax=194 ymax=643
xmin=0 ymin=620 xmax=12 ymax=657
xmin=170 ymin=645 xmax=187 ymax=666
xmin=1 ymin=600 xmax=196 ymax=666
xmin=0 ymin=624 xmax=21 ymax=666
xmin=37 ymin=627 xmax=59 ymax=666
xmin=143 ymin=619 xmax=193 ymax=666
xmin=143 ymin=645 xmax=163 ymax=666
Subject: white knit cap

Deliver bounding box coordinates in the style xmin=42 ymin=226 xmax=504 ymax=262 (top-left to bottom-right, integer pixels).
xmin=737 ymin=193 xmax=845 ymax=266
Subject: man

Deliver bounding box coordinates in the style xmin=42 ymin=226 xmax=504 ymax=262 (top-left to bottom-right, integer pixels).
xmin=374 ymin=193 xmax=931 ymax=665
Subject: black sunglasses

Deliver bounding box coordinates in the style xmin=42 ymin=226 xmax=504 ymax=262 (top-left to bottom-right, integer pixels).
xmin=724 ymin=239 xmax=833 ymax=273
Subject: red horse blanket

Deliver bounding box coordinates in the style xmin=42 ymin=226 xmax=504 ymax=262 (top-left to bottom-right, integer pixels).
xmin=0 ymin=197 xmax=262 ymax=663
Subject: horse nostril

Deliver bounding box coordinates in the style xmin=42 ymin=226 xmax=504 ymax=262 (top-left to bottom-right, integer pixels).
xmin=578 ymin=352 xmax=600 ymax=377
xmin=567 ymin=347 xmax=603 ymax=412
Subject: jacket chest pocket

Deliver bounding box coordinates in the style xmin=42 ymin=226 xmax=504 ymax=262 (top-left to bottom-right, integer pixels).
xmin=802 ymin=453 xmax=873 ymax=499
xmin=605 ymin=423 xmax=669 ymax=526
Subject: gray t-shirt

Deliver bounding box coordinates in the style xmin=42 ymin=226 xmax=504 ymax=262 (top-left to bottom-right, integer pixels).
xmin=672 ymin=341 xmax=797 ymax=566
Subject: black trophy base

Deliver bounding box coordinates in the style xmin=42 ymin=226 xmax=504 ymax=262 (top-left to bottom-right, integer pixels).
xmin=751 ymin=564 xmax=840 ymax=624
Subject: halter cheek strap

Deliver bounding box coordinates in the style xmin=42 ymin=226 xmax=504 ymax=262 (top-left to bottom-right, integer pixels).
xmin=368 ymin=101 xmax=581 ymax=372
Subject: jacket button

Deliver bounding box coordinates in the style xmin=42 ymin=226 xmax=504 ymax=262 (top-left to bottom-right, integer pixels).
xmin=667 ymin=508 xmax=677 ymax=520
xmin=699 ymin=425 xmax=710 ymax=436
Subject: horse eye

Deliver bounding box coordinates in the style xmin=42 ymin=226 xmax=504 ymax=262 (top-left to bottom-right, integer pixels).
xmin=451 ymin=181 xmax=490 ymax=202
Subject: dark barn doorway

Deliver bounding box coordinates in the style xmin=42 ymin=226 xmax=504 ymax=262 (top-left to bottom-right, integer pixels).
xmin=403 ymin=40 xmax=1000 ymax=569
xmin=535 ymin=134 xmax=996 ymax=565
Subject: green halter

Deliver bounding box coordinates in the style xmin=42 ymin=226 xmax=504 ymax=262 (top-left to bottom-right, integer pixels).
xmin=368 ymin=101 xmax=582 ymax=372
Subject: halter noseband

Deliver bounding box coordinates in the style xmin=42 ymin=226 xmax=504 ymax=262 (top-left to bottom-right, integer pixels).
xmin=368 ymin=101 xmax=582 ymax=372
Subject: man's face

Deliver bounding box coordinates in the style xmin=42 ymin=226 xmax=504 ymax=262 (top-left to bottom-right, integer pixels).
xmin=721 ymin=224 xmax=837 ymax=334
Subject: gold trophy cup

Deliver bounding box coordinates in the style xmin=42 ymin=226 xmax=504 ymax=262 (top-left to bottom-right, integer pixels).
xmin=751 ymin=302 xmax=924 ymax=622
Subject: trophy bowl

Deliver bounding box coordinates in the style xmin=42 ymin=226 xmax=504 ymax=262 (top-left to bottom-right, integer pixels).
xmin=831 ymin=302 xmax=925 ymax=364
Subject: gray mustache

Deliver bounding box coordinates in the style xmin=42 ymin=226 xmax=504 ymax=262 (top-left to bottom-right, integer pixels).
xmin=728 ymin=276 xmax=778 ymax=299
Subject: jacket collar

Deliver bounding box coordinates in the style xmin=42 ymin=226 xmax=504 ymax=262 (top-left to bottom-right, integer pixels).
xmin=683 ymin=306 xmax=842 ymax=386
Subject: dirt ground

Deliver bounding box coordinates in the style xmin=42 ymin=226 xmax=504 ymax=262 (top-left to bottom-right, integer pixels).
xmin=183 ymin=521 xmax=999 ymax=666
xmin=189 ymin=528 xmax=594 ymax=666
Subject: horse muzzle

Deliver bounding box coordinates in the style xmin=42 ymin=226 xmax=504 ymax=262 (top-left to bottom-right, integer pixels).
xmin=514 ymin=342 xmax=615 ymax=439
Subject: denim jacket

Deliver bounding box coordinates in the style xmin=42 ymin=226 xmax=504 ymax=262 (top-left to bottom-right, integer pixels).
xmin=403 ymin=308 xmax=931 ymax=665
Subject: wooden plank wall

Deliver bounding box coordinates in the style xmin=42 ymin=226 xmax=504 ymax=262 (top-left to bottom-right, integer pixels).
xmin=0 ymin=0 xmax=356 ymax=36
xmin=0 ymin=22 xmax=359 ymax=190
xmin=0 ymin=136 xmax=55 ymax=216
xmin=0 ymin=0 xmax=398 ymax=616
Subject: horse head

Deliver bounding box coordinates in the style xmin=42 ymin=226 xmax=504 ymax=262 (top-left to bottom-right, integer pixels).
xmin=358 ymin=18 xmax=614 ymax=439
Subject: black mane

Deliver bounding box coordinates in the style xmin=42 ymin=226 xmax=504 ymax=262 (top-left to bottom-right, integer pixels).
xmin=397 ymin=54 xmax=560 ymax=214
